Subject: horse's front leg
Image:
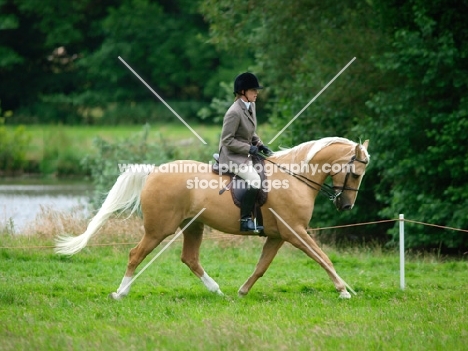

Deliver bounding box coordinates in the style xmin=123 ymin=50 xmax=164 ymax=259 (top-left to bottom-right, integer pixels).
xmin=238 ymin=236 xmax=284 ymax=296
xmin=279 ymin=224 xmax=351 ymax=299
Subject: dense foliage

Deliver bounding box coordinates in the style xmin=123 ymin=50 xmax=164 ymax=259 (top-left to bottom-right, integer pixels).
xmin=354 ymin=0 xmax=468 ymax=249
xmin=1 ymin=0 xmax=467 ymax=249
xmin=201 ymin=0 xmax=468 ymax=250
xmin=0 ymin=0 xmax=245 ymax=123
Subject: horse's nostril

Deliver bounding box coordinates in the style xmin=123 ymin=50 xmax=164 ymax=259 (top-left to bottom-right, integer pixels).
xmin=342 ymin=204 xmax=352 ymax=211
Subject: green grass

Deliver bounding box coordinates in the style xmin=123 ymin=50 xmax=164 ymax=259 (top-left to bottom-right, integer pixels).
xmin=0 ymin=234 xmax=466 ymax=350
xmin=2 ymin=123 xmax=224 ymax=177
xmin=3 ymin=123 xmax=279 ymax=176
xmin=5 ymin=123 xmax=279 ymax=160
xmin=6 ymin=124 xmax=221 ymax=160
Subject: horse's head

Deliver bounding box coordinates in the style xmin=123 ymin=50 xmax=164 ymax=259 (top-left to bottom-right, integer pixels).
xmin=269 ymin=137 xmax=370 ymax=211
xmin=330 ymin=140 xmax=370 ymax=211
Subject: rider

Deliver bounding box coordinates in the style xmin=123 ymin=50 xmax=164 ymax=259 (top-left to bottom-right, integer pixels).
xmin=218 ymin=72 xmax=273 ymax=232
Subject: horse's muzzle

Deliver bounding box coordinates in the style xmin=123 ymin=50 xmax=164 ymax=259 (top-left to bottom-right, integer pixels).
xmin=340 ymin=204 xmax=353 ymax=211
xmin=333 ymin=196 xmax=353 ymax=211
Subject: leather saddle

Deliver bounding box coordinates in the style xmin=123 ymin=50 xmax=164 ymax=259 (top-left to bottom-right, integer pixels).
xmin=211 ymin=153 xmax=268 ymax=208
xmin=212 ymin=153 xmax=268 ymax=236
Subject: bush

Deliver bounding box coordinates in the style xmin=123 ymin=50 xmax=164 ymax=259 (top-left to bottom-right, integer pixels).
xmin=0 ymin=125 xmax=31 ymax=174
xmin=97 ymin=101 xmax=207 ymax=125
xmin=38 ymin=126 xmax=90 ymax=177
xmin=83 ymin=124 xmax=172 ymax=208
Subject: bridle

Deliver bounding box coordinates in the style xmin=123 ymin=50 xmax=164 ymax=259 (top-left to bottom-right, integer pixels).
xmin=329 ymin=155 xmax=368 ymax=200
xmin=264 ymin=155 xmax=368 ymax=202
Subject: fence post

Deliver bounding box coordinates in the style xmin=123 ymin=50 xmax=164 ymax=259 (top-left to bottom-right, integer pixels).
xmin=399 ymin=214 xmax=405 ymax=290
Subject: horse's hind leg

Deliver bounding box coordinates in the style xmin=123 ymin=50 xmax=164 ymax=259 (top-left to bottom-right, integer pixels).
xmin=180 ymin=221 xmax=223 ymax=295
xmin=238 ymin=236 xmax=284 ymax=296
xmin=110 ymin=230 xmax=168 ymax=300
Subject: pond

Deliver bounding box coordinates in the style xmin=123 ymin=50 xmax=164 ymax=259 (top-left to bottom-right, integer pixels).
xmin=0 ymin=180 xmax=93 ymax=233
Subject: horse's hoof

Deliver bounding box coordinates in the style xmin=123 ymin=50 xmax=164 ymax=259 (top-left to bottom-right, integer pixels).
xmin=237 ymin=289 xmax=248 ymax=298
xmin=109 ymin=292 xmax=123 ymax=300
xmin=339 ymin=291 xmax=352 ymax=299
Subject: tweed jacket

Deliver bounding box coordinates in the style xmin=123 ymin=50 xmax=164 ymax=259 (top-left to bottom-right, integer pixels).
xmin=218 ymin=98 xmax=261 ymax=169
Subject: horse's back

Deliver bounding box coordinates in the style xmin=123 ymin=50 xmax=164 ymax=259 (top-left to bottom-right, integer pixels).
xmin=141 ymin=160 xmax=224 ymax=207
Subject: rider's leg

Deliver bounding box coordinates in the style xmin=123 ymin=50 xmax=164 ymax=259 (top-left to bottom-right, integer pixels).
xmin=236 ymin=164 xmax=263 ymax=232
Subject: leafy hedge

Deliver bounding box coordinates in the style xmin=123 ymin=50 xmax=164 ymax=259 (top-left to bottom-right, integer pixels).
xmin=0 ymin=125 xmax=30 ymax=174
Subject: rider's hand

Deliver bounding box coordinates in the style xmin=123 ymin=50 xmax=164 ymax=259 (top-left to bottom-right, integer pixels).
xmin=249 ymin=145 xmax=258 ymax=155
xmin=259 ymin=144 xmax=273 ymax=156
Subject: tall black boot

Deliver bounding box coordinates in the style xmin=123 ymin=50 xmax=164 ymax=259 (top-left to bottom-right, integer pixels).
xmin=240 ymin=186 xmax=264 ymax=232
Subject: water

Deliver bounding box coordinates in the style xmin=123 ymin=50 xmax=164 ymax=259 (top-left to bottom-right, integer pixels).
xmin=0 ymin=181 xmax=93 ymax=233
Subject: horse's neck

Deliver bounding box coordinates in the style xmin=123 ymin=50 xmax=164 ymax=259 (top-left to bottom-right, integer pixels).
xmin=272 ymin=143 xmax=351 ymax=180
xmin=314 ymin=143 xmax=352 ymax=165
xmin=271 ymin=150 xmax=327 ymax=183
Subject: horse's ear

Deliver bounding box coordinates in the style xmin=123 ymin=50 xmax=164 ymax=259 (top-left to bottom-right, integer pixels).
xmin=362 ymin=139 xmax=369 ymax=150
xmin=355 ymin=140 xmax=369 ymax=159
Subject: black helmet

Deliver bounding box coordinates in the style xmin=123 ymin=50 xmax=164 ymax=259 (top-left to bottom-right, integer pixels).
xmin=233 ymin=72 xmax=263 ymax=94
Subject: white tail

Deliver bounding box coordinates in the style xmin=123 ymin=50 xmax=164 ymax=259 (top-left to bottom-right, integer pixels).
xmin=55 ymin=168 xmax=150 ymax=255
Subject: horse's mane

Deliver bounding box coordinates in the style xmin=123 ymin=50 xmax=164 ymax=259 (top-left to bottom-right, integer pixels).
xmin=271 ymin=137 xmax=365 ymax=163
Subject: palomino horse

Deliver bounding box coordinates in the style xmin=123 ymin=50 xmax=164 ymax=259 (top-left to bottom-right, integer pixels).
xmin=55 ymin=137 xmax=369 ymax=299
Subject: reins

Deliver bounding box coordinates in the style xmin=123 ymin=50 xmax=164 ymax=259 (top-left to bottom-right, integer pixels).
xmin=263 ymin=158 xmax=337 ymax=200
xmin=263 ymin=155 xmax=368 ymax=202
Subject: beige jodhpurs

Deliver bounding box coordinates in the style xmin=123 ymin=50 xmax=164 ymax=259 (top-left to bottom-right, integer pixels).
xmin=234 ymin=161 xmax=261 ymax=189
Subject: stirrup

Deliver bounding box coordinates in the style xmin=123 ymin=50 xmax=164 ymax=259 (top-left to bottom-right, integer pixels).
xmin=240 ymin=218 xmax=264 ymax=233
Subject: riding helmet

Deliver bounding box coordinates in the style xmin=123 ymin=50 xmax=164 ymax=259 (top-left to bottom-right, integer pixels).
xmin=233 ymin=72 xmax=263 ymax=94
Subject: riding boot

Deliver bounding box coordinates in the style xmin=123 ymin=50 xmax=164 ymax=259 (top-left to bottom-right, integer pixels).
xmin=240 ymin=186 xmax=264 ymax=232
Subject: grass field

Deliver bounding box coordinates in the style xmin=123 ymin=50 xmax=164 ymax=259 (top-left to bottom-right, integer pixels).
xmin=6 ymin=123 xmax=279 ymax=160
xmin=1 ymin=229 xmax=466 ymax=351
xmin=11 ymin=123 xmax=222 ymax=160
xmin=2 ymin=124 xmax=467 ymax=350
xmin=3 ymin=123 xmax=279 ymax=176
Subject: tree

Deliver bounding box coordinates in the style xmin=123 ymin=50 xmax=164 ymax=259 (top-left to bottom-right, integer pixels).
xmin=0 ymin=0 xmax=113 ymax=122
xmin=353 ymin=0 xmax=468 ymax=249
xmin=201 ymin=0 xmax=468 ymax=249
xmin=201 ymin=0 xmax=392 ymax=243
xmin=0 ymin=0 xmax=237 ymax=124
